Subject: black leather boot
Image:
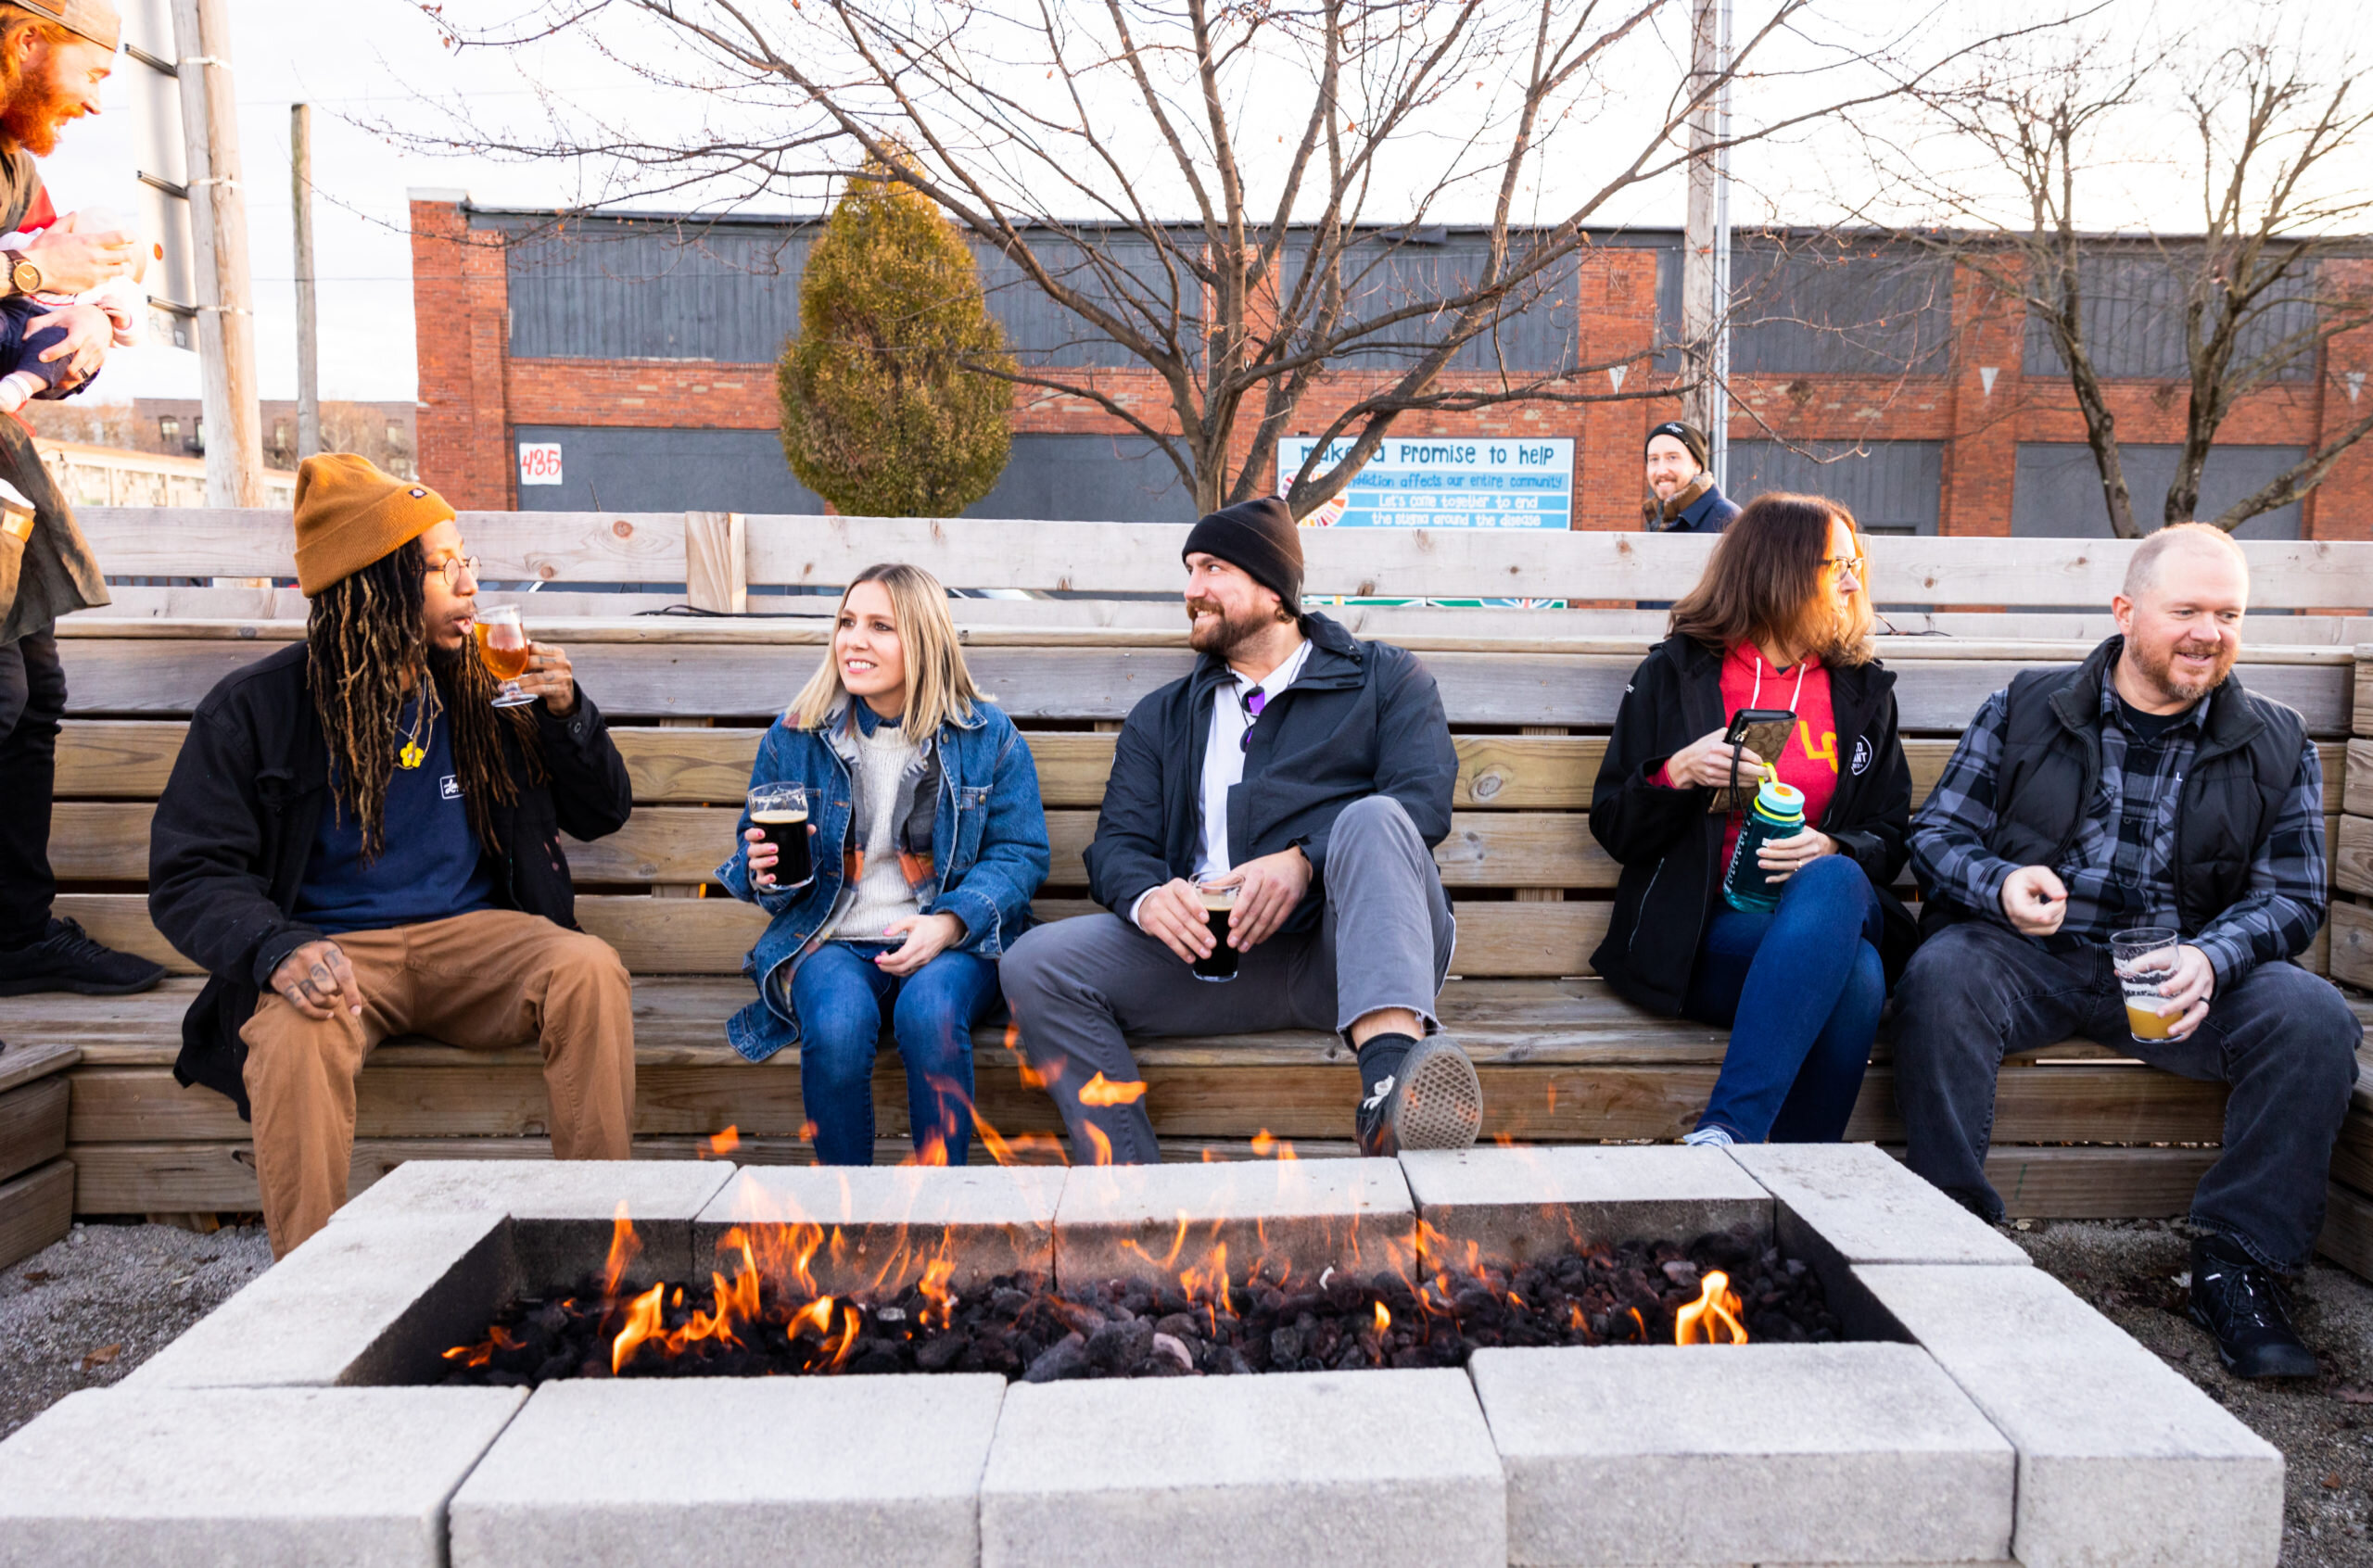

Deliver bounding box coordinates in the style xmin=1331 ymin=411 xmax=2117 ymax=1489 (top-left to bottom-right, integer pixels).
xmin=2187 ymin=1232 xmax=2317 ymax=1379
xmin=0 ymin=917 xmax=166 ymax=996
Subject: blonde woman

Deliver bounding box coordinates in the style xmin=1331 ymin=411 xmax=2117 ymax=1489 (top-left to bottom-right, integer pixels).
xmin=717 ymin=563 xmax=1049 ymax=1165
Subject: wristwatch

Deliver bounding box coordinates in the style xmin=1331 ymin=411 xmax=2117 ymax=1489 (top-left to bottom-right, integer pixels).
xmin=1 ymin=250 xmax=38 ymax=297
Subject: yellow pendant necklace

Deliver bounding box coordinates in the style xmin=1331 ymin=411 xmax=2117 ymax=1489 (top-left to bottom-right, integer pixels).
xmin=395 ymin=683 xmax=440 ymax=770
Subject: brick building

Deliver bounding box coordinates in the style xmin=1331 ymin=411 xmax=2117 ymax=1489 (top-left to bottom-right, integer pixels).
xmin=407 ymin=191 xmax=2373 ymax=539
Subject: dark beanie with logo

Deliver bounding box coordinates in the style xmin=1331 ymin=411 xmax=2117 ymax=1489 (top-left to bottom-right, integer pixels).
xmin=1182 ymin=497 xmax=1303 ymax=609
xmin=1644 ymin=420 xmax=1711 ymax=470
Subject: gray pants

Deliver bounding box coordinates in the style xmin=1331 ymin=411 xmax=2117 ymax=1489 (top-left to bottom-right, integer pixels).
xmin=1894 ymin=919 xmax=2361 ymax=1271
xmin=999 ymin=796 xmax=1457 ymax=1164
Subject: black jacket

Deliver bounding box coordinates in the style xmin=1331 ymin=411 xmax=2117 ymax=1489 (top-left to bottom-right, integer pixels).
xmin=1085 ymin=612 xmax=1457 ymax=932
xmin=148 ymin=642 xmax=633 ymax=1116
xmin=1928 ymin=636 xmax=2306 ymax=939
xmin=1589 ymin=635 xmax=1918 ymax=1014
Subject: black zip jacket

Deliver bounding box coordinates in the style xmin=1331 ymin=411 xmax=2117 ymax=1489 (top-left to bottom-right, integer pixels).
xmin=148 ymin=642 xmax=633 ymax=1117
xmin=1084 ymin=612 xmax=1457 ymax=933
xmin=1589 ymin=635 xmax=1919 ymax=1014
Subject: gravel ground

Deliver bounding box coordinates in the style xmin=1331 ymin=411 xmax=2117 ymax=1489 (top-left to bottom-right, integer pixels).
xmin=2 ymin=1212 xmax=2368 ymax=1562
xmin=0 ymin=1218 xmax=272 ymax=1441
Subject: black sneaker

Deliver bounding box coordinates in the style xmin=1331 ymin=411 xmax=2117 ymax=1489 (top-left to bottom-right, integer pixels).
xmin=1353 ymin=1035 xmax=1483 ymax=1157
xmin=0 ymin=917 xmax=167 ymax=996
xmin=2187 ymin=1233 xmax=2317 ymax=1379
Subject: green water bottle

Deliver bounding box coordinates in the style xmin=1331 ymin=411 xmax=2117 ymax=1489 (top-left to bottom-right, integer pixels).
xmin=1722 ymin=778 xmax=1806 ymax=913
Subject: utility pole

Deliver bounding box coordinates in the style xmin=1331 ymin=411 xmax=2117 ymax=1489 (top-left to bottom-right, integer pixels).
xmin=291 ymin=103 xmax=320 ymax=460
xmin=170 ymin=0 xmax=265 ymax=507
xmin=1680 ymin=0 xmax=1732 ymax=488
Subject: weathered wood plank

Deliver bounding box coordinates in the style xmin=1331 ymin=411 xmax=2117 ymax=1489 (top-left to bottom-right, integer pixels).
xmin=2333 ymin=899 xmax=2373 ymax=992
xmin=2358 ymin=656 xmax=2373 ymax=741
xmin=2347 ymin=739 xmax=2373 ymax=817
xmin=57 ymin=634 xmax=2351 ymax=733
xmin=0 ymin=1039 xmax=78 ymax=1095
xmin=2339 ymin=815 xmax=2373 ymax=899
xmin=2318 ymin=1180 xmax=2373 ymax=1283
xmin=74 ymin=507 xmax=690 ymax=583
xmin=0 ymin=1077 xmax=69 ymax=1184
xmin=49 ymin=892 xmax=1614 ymax=980
xmin=0 ymin=1158 xmax=72 ymax=1267
xmin=1976 ymin=1144 xmax=2217 ymax=1220
xmin=62 ymin=1055 xmax=2227 ymax=1149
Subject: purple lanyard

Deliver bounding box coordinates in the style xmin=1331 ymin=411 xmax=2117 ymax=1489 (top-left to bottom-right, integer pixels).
xmin=1237 ymin=686 xmax=1266 ymax=751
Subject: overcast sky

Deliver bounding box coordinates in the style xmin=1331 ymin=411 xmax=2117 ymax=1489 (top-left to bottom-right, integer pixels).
xmin=36 ymin=0 xmax=2367 ymax=407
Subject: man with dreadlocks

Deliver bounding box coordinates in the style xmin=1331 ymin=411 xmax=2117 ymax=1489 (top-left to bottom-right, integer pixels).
xmin=150 ymin=455 xmax=638 ymax=1255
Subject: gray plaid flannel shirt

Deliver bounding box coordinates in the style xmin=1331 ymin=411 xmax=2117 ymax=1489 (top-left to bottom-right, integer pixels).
xmin=1910 ymin=679 xmax=2326 ymax=988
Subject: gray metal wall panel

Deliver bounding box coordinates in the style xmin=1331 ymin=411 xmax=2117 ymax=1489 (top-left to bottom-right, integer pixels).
xmin=1729 ymin=440 xmax=1945 ymax=535
xmin=1727 ymin=244 xmax=1954 ymax=376
xmin=1328 ymin=235 xmax=1578 ymax=374
xmin=975 ymin=237 xmax=1186 ymax=369
xmin=2010 ymin=442 xmax=2303 ymax=538
xmin=503 ymin=220 xmax=809 ymax=363
xmin=2024 ymin=256 xmax=2317 ymax=381
xmin=512 ymin=424 xmax=823 ymax=514
xmin=963 ymin=433 xmax=1194 ymax=523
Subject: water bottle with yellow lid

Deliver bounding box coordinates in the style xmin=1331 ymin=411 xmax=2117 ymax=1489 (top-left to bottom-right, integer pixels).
xmin=1722 ymin=777 xmax=1805 ymax=913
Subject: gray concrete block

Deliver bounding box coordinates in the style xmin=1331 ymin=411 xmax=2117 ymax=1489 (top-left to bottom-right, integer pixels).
xmin=332 ymin=1157 xmax=736 ymax=1226
xmin=695 ymin=1163 xmax=1066 ymax=1294
xmin=450 ymin=1375 xmax=1006 ymax=1568
xmin=980 ymin=1368 xmax=1504 ymax=1568
xmin=1471 ymin=1342 xmax=2014 ymax=1565
xmin=331 ymin=1157 xmax=735 ymax=1283
xmin=1726 ymin=1143 xmax=2030 ymax=1269
xmin=1401 ymin=1144 xmax=1770 ymax=1268
xmin=1856 ymin=1263 xmax=2285 ymax=1568
xmin=0 ymin=1385 xmax=524 ymax=1568
xmin=1055 ymin=1157 xmax=1415 ymax=1289
xmin=123 ymin=1214 xmax=514 ymax=1390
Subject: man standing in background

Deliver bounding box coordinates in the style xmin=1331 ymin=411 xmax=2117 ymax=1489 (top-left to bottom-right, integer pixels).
xmin=0 ymin=0 xmax=161 ymax=998
xmin=1642 ymin=420 xmax=1740 ymax=535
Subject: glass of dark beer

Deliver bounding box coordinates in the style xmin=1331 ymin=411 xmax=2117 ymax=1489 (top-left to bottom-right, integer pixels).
xmin=747 ymin=783 xmax=813 ymax=889
xmin=1193 ymin=883 xmax=1239 ymax=981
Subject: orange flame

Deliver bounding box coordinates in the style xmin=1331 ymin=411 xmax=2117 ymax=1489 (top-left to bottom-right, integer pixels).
xmin=704 ymin=1124 xmax=741 ymax=1156
xmin=791 ymin=1294 xmax=837 ymax=1342
xmin=1373 ymin=1300 xmax=1391 ymax=1334
xmin=1084 ymin=1123 xmax=1114 ymax=1166
xmin=612 ymin=1282 xmax=666 ymax=1373
xmin=1674 ymin=1270 xmax=1749 ymax=1346
xmin=1249 ymin=1130 xmax=1300 ymax=1160
xmin=1077 ymin=1072 xmax=1148 ymax=1106
xmin=603 ymin=1201 xmax=641 ymax=1297
xmin=918 ymin=1258 xmax=958 ymax=1331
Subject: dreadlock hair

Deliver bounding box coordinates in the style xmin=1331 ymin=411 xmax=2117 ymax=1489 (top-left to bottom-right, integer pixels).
xmin=307 ymin=537 xmax=542 ymax=860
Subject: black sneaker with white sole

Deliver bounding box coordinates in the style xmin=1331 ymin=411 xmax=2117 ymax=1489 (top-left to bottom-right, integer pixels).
xmin=1354 ymin=1035 xmax=1483 ymax=1157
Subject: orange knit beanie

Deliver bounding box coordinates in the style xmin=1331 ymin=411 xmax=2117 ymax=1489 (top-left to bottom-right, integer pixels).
xmin=291 ymin=454 xmax=455 ymax=596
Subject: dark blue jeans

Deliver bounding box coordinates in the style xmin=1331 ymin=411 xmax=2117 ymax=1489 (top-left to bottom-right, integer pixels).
xmin=1683 ymin=854 xmax=1884 ymax=1143
xmin=789 ymin=942 xmax=998 ymax=1166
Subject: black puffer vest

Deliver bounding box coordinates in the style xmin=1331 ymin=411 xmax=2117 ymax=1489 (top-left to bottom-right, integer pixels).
xmin=1928 ymin=637 xmax=2304 ymax=939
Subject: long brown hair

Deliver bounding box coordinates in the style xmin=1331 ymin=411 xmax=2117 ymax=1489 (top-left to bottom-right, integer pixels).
xmin=788 ymin=562 xmax=983 ymax=735
xmin=306 ymin=538 xmax=540 ymax=859
xmin=1669 ymin=492 xmax=1875 ymax=667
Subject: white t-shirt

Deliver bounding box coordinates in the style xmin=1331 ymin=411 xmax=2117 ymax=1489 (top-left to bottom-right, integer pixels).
xmin=1130 ymin=638 xmax=1313 ymax=929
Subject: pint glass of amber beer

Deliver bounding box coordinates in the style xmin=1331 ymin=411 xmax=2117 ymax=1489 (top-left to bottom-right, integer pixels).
xmin=474 ymin=604 xmax=535 ymax=708
xmin=2112 ymin=927 xmax=2180 ymax=1043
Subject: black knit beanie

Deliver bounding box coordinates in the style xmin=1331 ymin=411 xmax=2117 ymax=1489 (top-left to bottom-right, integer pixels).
xmin=1645 ymin=420 xmax=1711 ymax=471
xmin=1182 ymin=497 xmax=1303 ymax=610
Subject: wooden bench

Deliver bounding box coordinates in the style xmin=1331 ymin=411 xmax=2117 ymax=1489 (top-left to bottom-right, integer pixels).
xmin=11 ymin=513 xmax=2371 ymax=1275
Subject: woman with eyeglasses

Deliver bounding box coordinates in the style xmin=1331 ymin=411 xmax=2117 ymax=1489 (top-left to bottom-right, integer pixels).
xmin=1590 ymin=493 xmax=1917 ymax=1145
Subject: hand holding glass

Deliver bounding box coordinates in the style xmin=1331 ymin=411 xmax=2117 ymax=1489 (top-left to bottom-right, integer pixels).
xmin=2113 ymin=927 xmax=2180 ymax=1042
xmin=746 ymin=784 xmax=813 ymax=889
xmin=474 ymin=605 xmax=535 ymax=708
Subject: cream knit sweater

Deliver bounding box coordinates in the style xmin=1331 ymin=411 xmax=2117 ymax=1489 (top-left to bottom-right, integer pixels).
xmin=831 ymin=721 xmax=924 ymax=942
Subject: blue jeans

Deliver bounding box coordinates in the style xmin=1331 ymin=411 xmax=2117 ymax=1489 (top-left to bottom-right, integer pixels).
xmin=788 ymin=942 xmax=998 ymax=1165
xmin=1683 ymin=854 xmax=1884 ymax=1144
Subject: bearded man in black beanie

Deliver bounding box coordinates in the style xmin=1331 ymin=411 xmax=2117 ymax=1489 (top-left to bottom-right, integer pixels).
xmin=1000 ymin=498 xmax=1480 ymax=1160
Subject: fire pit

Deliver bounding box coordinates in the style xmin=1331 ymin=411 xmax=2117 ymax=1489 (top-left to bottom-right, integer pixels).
xmin=0 ymin=1145 xmax=2284 ymax=1568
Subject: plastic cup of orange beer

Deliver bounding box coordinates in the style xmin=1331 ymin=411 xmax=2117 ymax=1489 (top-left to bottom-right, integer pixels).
xmin=2112 ymin=927 xmax=2179 ymax=1043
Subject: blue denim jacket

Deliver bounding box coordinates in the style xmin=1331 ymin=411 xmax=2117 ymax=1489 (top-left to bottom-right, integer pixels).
xmin=717 ymin=697 xmax=1049 ymax=1060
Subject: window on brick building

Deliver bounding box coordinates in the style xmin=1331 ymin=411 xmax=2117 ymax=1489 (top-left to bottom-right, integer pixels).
xmin=501 ymin=215 xmax=811 ymax=362
xmin=2022 ymin=253 xmax=2318 ymax=381
xmin=1730 ymin=439 xmax=1945 ymax=536
xmin=1721 ymin=239 xmax=1955 ymax=377
xmin=158 ymin=415 xmax=179 ymax=446
xmin=2011 ymin=442 xmax=2303 ymax=538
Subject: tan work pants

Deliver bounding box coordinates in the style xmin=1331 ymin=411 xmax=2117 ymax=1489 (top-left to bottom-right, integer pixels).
xmin=241 ymin=909 xmax=636 ymax=1257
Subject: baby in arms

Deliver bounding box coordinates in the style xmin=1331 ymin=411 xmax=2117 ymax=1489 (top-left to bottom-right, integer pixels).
xmin=0 ymin=206 xmax=151 ymax=411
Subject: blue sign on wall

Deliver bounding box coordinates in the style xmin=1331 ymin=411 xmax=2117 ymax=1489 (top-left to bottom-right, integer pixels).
xmin=1276 ymin=436 xmax=1573 ymax=530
